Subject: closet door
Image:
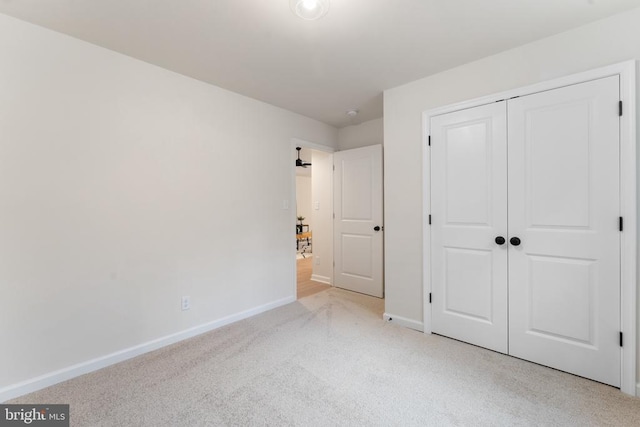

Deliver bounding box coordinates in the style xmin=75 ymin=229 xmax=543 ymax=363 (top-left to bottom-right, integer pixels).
xmin=508 ymin=76 xmax=621 ymax=386
xmin=431 ymin=102 xmax=508 ymax=354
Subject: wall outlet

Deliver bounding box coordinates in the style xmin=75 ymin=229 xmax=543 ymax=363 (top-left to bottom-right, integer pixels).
xmin=181 ymin=296 xmax=191 ymax=311
xmin=315 ymin=256 xmax=320 ymax=265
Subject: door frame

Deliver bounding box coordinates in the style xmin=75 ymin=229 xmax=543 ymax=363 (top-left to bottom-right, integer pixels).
xmin=421 ymin=60 xmax=637 ymax=395
xmin=290 ymin=138 xmax=335 ymax=297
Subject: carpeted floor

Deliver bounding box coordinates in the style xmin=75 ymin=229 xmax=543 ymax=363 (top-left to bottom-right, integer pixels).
xmin=10 ymin=288 xmax=640 ymax=426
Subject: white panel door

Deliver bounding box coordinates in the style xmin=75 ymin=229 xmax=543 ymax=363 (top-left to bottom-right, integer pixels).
xmin=431 ymin=102 xmax=508 ymax=353
xmin=508 ymin=76 xmax=620 ymax=386
xmin=334 ymin=145 xmax=383 ymax=298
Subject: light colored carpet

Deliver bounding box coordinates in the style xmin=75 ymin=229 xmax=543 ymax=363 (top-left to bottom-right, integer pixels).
xmin=10 ymin=288 xmax=640 ymax=426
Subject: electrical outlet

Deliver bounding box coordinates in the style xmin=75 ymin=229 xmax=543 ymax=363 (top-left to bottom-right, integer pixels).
xmin=315 ymin=256 xmax=320 ymax=265
xmin=181 ymin=296 xmax=191 ymax=311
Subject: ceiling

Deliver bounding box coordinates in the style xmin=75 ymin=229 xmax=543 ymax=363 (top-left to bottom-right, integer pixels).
xmin=2 ymin=0 xmax=640 ymax=128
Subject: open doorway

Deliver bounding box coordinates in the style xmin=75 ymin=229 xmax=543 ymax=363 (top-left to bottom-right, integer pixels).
xmin=292 ymin=142 xmax=333 ymax=299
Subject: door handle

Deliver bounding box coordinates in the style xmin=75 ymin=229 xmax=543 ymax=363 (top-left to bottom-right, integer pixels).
xmin=510 ymin=237 xmax=521 ymax=246
xmin=495 ymin=236 xmax=506 ymax=245
xmin=374 ymin=226 xmax=382 ymax=231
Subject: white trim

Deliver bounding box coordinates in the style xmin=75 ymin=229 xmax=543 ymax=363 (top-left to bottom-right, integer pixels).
xmin=423 ymin=61 xmax=636 ymax=119
xmin=290 ymin=138 xmax=336 ymax=297
xmin=310 ymin=274 xmax=332 ymax=285
xmin=618 ymin=61 xmax=637 ymax=396
xmin=291 ymin=138 xmax=336 ymax=154
xmin=383 ymin=313 xmax=424 ymax=332
xmin=0 ymin=296 xmax=295 ymax=403
xmin=422 ymin=110 xmax=432 ymax=334
xmin=422 ymin=60 xmax=636 ymax=396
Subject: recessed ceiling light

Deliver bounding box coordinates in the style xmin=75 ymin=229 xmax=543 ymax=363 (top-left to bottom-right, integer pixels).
xmin=290 ymin=0 xmax=329 ymax=20
xmin=303 ymin=0 xmax=317 ymax=10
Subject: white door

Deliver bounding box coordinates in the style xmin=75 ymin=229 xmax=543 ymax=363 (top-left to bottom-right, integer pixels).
xmin=333 ymin=145 xmax=384 ymax=298
xmin=508 ymin=76 xmax=621 ymax=386
xmin=430 ymin=102 xmax=508 ymax=353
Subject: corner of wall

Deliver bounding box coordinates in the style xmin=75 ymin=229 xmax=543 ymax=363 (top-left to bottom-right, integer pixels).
xmin=337 ymin=117 xmax=384 ymax=151
xmin=383 ymin=313 xmax=424 ymax=332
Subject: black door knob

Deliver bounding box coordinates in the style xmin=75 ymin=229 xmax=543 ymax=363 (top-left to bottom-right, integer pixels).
xmin=373 ymin=226 xmax=381 ymax=231
xmin=510 ymin=237 xmax=521 ymax=246
xmin=495 ymin=236 xmax=505 ymax=245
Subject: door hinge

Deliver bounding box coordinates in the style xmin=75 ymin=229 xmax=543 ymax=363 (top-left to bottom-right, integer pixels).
xmin=333 ymin=164 xmax=335 ymax=171
xmin=333 ymin=213 xmax=335 ymax=219
xmin=428 ymin=214 xmax=432 ymax=225
xmin=619 ymin=101 xmax=623 ymax=117
xmin=429 ymin=293 xmax=432 ymax=304
xmin=620 ymin=332 xmax=623 ymax=347
xmin=428 ymin=135 xmax=431 ymax=146
xmin=619 ymin=216 xmax=623 ymax=232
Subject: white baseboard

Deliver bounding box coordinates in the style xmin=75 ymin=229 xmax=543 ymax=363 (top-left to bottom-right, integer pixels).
xmin=310 ymin=274 xmax=331 ymax=285
xmin=383 ymin=313 xmax=424 ymax=332
xmin=0 ymin=295 xmax=295 ymax=403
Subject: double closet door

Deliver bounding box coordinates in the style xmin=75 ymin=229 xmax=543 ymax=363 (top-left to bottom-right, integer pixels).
xmin=430 ymin=76 xmax=621 ymax=387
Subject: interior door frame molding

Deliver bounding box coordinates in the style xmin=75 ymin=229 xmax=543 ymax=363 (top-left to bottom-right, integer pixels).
xmin=289 ymin=138 xmax=335 ymax=297
xmin=421 ymin=60 xmax=637 ymax=396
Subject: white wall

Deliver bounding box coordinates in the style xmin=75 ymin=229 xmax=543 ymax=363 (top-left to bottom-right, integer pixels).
xmin=311 ymin=151 xmax=333 ymax=284
xmin=384 ymin=7 xmax=640 ymax=386
xmin=338 ymin=118 xmax=383 ymax=151
xmin=295 ymin=175 xmax=313 ymax=231
xmin=0 ymin=13 xmax=337 ymax=398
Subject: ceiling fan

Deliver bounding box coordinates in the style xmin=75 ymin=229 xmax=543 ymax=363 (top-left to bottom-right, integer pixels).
xmin=296 ymin=147 xmax=312 ymax=168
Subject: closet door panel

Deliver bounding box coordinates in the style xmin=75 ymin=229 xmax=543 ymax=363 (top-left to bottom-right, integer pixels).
xmin=508 ymin=76 xmax=621 ymax=387
xmin=431 ymin=102 xmax=508 ymax=354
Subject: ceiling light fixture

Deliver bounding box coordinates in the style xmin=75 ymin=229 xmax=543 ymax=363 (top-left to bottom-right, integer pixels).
xmin=296 ymin=147 xmax=312 ymax=168
xmin=290 ymin=0 xmax=329 ymax=20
